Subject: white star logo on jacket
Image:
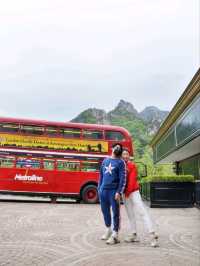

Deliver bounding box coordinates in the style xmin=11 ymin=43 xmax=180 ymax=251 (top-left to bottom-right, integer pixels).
xmin=105 ymin=163 xmax=115 ymax=174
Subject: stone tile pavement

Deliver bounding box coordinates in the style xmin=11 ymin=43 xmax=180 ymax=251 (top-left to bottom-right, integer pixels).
xmin=0 ymin=198 xmax=199 ymax=266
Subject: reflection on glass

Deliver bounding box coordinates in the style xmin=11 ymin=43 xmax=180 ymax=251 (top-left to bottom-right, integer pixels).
xmin=83 ymin=130 xmax=103 ymax=140
xmin=0 ymin=157 xmax=15 ymax=168
xmin=46 ymin=127 xmax=58 ymax=136
xmin=21 ymin=125 xmax=44 ymax=135
xmin=176 ymin=97 xmax=200 ymax=144
xmin=105 ymin=131 xmax=124 ymax=141
xmin=0 ymin=123 xmax=19 ymax=133
xmin=157 ymin=130 xmax=175 ymax=159
xmin=43 ymin=160 xmax=55 ymax=170
xmin=82 ymin=162 xmax=100 ymax=172
xmin=16 ymin=158 xmax=41 ymax=169
xmin=60 ymin=128 xmax=81 ymax=138
xmin=57 ymin=160 xmax=80 ymax=171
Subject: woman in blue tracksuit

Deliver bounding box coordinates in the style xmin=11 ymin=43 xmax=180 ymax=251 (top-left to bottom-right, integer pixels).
xmin=98 ymin=143 xmax=126 ymax=245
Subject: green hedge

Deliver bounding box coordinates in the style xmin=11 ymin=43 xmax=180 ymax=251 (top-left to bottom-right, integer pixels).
xmin=140 ymin=175 xmax=194 ymax=183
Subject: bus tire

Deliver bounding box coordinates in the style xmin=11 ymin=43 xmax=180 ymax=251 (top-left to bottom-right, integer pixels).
xmin=81 ymin=184 xmax=98 ymax=204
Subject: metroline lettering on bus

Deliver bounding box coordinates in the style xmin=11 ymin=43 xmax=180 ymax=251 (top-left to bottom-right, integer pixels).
xmin=0 ymin=117 xmax=134 ymax=203
xmin=14 ymin=174 xmax=43 ymax=182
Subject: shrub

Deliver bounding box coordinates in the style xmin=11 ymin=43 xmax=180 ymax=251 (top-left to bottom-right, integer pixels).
xmin=140 ymin=175 xmax=194 ymax=183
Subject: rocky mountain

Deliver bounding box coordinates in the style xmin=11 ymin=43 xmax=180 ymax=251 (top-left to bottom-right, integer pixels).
xmin=71 ymin=100 xmax=169 ymax=157
xmin=139 ymin=106 xmax=168 ymax=122
xmin=107 ymin=100 xmax=139 ymax=121
xmin=139 ymin=106 xmax=169 ymax=135
xmin=71 ymin=100 xmax=168 ymax=134
xmin=71 ymin=108 xmax=109 ymax=124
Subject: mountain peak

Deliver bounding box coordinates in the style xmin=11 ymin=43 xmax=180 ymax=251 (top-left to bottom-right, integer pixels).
xmin=140 ymin=106 xmax=169 ymax=122
xmin=71 ymin=108 xmax=108 ymax=124
xmin=139 ymin=106 xmax=169 ymax=135
xmin=108 ymin=99 xmax=138 ymax=120
xmin=116 ymin=99 xmax=138 ymax=114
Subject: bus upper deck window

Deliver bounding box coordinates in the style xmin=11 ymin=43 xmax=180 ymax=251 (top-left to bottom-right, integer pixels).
xmin=21 ymin=125 xmax=44 ymax=135
xmin=46 ymin=127 xmax=58 ymax=137
xmin=0 ymin=123 xmax=19 ymax=133
xmin=83 ymin=130 xmax=103 ymax=140
xmin=60 ymin=128 xmax=81 ymax=138
xmin=0 ymin=157 xmax=15 ymax=168
xmin=105 ymin=131 xmax=125 ymax=141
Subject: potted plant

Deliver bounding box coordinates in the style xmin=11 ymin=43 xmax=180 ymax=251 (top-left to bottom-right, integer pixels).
xmin=140 ymin=175 xmax=195 ymax=208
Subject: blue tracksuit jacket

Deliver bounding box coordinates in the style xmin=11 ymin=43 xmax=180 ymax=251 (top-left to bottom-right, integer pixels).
xmin=98 ymin=157 xmax=126 ymax=194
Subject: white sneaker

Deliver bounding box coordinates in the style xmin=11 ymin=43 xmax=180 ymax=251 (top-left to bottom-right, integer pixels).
xmin=150 ymin=232 xmax=159 ymax=248
xmin=106 ymin=235 xmax=120 ymax=245
xmin=124 ymin=233 xmax=140 ymax=243
xmin=101 ymin=228 xmax=112 ymax=241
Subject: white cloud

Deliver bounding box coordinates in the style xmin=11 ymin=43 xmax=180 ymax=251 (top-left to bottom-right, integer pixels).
xmin=0 ymin=0 xmax=199 ymax=121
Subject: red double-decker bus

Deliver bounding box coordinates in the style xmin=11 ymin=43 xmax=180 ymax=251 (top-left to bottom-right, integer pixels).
xmin=0 ymin=117 xmax=133 ymax=203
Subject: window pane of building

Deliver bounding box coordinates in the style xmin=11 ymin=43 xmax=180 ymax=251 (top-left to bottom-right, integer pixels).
xmin=83 ymin=130 xmax=103 ymax=139
xmin=82 ymin=161 xmax=100 ymax=172
xmin=180 ymin=155 xmax=200 ymax=180
xmin=60 ymin=128 xmax=81 ymax=138
xmin=21 ymin=125 xmax=44 ymax=135
xmin=57 ymin=160 xmax=80 ymax=171
xmin=0 ymin=123 xmax=19 ymax=133
xmin=176 ymin=97 xmax=200 ymax=145
xmin=105 ymin=131 xmax=124 ymax=141
xmin=156 ymin=129 xmax=176 ymax=160
xmin=0 ymin=156 xmax=15 ymax=168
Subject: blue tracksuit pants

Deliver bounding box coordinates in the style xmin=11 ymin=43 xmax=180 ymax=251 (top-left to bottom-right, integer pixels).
xmin=99 ymin=189 xmax=120 ymax=232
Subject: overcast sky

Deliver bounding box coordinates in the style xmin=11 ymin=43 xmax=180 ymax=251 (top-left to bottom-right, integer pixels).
xmin=0 ymin=0 xmax=199 ymax=121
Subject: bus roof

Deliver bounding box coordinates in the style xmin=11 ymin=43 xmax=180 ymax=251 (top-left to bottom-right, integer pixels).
xmin=0 ymin=116 xmax=131 ymax=137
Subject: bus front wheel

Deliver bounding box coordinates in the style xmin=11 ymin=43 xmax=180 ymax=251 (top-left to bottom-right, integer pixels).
xmin=81 ymin=185 xmax=98 ymax=204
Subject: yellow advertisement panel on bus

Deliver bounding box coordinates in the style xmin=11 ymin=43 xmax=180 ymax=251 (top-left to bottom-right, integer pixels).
xmin=0 ymin=133 xmax=108 ymax=153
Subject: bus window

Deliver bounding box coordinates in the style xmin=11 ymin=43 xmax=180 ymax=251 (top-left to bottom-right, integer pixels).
xmin=82 ymin=161 xmax=100 ymax=172
xmin=105 ymin=131 xmax=125 ymax=141
xmin=46 ymin=127 xmax=58 ymax=137
xmin=0 ymin=156 xmax=15 ymax=168
xmin=20 ymin=125 xmax=44 ymax=135
xmin=16 ymin=158 xmax=41 ymax=169
xmin=83 ymin=130 xmax=103 ymax=140
xmin=43 ymin=159 xmax=55 ymax=170
xmin=0 ymin=123 xmax=19 ymax=133
xmin=60 ymin=128 xmax=81 ymax=139
xmin=57 ymin=160 xmax=80 ymax=171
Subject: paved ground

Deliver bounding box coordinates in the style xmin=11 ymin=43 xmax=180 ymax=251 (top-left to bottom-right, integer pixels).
xmin=0 ymin=197 xmax=200 ymax=266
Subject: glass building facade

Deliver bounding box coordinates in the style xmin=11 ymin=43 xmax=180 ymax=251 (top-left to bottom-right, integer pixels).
xmin=151 ymin=67 xmax=200 ymax=181
xmin=153 ymin=93 xmax=200 ymax=180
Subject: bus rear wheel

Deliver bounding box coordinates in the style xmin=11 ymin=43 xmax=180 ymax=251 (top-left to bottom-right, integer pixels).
xmin=81 ymin=185 xmax=98 ymax=204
